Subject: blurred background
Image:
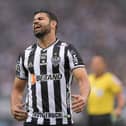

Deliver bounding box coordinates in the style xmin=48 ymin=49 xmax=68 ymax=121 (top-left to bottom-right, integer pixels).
xmin=0 ymin=0 xmax=126 ymax=126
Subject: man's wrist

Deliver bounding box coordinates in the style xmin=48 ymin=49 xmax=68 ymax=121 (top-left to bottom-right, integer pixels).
xmin=116 ymin=106 xmax=123 ymax=111
xmin=81 ymin=95 xmax=88 ymax=102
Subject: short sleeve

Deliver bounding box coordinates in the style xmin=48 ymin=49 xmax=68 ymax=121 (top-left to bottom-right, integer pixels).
xmin=16 ymin=53 xmax=28 ymax=80
xmin=110 ymin=75 xmax=122 ymax=94
xmin=67 ymin=44 xmax=85 ymax=71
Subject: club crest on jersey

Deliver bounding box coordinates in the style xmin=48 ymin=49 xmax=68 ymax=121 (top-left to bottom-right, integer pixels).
xmin=28 ymin=62 xmax=33 ymax=68
xmin=51 ymin=55 xmax=61 ymax=66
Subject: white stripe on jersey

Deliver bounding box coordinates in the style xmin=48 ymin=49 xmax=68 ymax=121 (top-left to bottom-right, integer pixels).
xmin=67 ymin=50 xmax=75 ymax=71
xmin=47 ymin=45 xmax=56 ymax=125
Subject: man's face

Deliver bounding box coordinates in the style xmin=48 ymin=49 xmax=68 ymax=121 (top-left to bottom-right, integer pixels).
xmin=91 ymin=56 xmax=106 ymax=74
xmin=33 ymin=13 xmax=51 ymax=38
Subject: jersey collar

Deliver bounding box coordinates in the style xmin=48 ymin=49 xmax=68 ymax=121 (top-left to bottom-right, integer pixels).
xmin=37 ymin=38 xmax=60 ymax=50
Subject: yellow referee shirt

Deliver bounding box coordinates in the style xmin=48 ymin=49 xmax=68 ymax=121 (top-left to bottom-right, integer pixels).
xmin=87 ymin=72 xmax=122 ymax=115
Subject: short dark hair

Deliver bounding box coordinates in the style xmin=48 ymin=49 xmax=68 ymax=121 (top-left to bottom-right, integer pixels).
xmin=34 ymin=9 xmax=58 ymax=31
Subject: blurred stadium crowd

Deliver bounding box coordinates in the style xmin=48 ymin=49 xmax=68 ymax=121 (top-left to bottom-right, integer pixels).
xmin=0 ymin=0 xmax=126 ymax=126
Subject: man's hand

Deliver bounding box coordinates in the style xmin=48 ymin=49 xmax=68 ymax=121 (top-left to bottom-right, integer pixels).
xmin=72 ymin=94 xmax=87 ymax=113
xmin=114 ymin=92 xmax=125 ymax=118
xmin=72 ymin=68 xmax=90 ymax=113
xmin=114 ymin=107 xmax=122 ymax=118
xmin=11 ymin=77 xmax=27 ymax=121
xmin=11 ymin=103 xmax=28 ymax=121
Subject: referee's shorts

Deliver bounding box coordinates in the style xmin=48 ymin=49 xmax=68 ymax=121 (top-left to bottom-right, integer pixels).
xmin=88 ymin=114 xmax=113 ymax=126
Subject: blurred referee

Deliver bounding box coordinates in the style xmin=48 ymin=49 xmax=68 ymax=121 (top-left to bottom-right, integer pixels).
xmin=10 ymin=9 xmax=90 ymax=126
xmin=87 ymin=55 xmax=125 ymax=126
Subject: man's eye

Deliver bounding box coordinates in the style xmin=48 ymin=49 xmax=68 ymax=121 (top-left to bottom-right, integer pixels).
xmin=38 ymin=18 xmax=44 ymax=20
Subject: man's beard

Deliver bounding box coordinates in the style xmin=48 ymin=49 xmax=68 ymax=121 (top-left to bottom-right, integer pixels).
xmin=34 ymin=30 xmax=49 ymax=39
xmin=34 ymin=25 xmax=51 ymax=39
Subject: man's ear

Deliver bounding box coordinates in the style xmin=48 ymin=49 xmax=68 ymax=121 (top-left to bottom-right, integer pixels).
xmin=51 ymin=20 xmax=57 ymax=29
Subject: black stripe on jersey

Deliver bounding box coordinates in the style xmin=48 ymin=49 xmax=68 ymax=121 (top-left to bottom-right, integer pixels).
xmin=64 ymin=46 xmax=70 ymax=84
xmin=28 ymin=44 xmax=39 ymax=124
xmin=64 ymin=46 xmax=72 ymax=124
xmin=40 ymin=49 xmax=50 ymax=125
xmin=52 ymin=41 xmax=62 ymax=124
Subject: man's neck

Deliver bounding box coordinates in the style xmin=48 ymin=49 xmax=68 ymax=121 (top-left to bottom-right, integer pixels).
xmin=38 ymin=33 xmax=56 ymax=48
xmin=95 ymin=71 xmax=106 ymax=78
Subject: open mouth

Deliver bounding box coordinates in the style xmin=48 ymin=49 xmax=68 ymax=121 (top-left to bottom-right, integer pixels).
xmin=34 ymin=25 xmax=41 ymax=30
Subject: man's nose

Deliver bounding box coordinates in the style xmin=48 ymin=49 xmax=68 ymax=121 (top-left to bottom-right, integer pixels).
xmin=33 ymin=19 xmax=39 ymax=24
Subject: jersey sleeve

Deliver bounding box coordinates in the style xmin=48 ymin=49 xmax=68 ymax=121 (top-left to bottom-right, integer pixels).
xmin=110 ymin=75 xmax=122 ymax=94
xmin=16 ymin=53 xmax=28 ymax=80
xmin=67 ymin=44 xmax=85 ymax=71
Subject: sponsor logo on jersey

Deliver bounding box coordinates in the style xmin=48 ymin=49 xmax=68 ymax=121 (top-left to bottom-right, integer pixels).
xmin=30 ymin=73 xmax=62 ymax=83
xmin=32 ymin=112 xmax=63 ymax=119
xmin=36 ymin=73 xmax=62 ymax=81
xmin=51 ymin=54 xmax=61 ymax=66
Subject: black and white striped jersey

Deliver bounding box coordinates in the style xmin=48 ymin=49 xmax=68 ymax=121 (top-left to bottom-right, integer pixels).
xmin=16 ymin=39 xmax=85 ymax=125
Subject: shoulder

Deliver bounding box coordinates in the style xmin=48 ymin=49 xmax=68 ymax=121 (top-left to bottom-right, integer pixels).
xmin=106 ymin=72 xmax=122 ymax=85
xmin=105 ymin=72 xmax=115 ymax=79
xmin=59 ymin=40 xmax=75 ymax=48
xmin=25 ymin=45 xmax=33 ymax=51
xmin=25 ymin=43 xmax=37 ymax=51
xmin=101 ymin=72 xmax=113 ymax=82
xmin=58 ymin=41 xmax=76 ymax=53
xmin=59 ymin=40 xmax=69 ymax=47
xmin=23 ymin=43 xmax=37 ymax=54
xmin=61 ymin=42 xmax=79 ymax=56
xmin=18 ymin=43 xmax=36 ymax=57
